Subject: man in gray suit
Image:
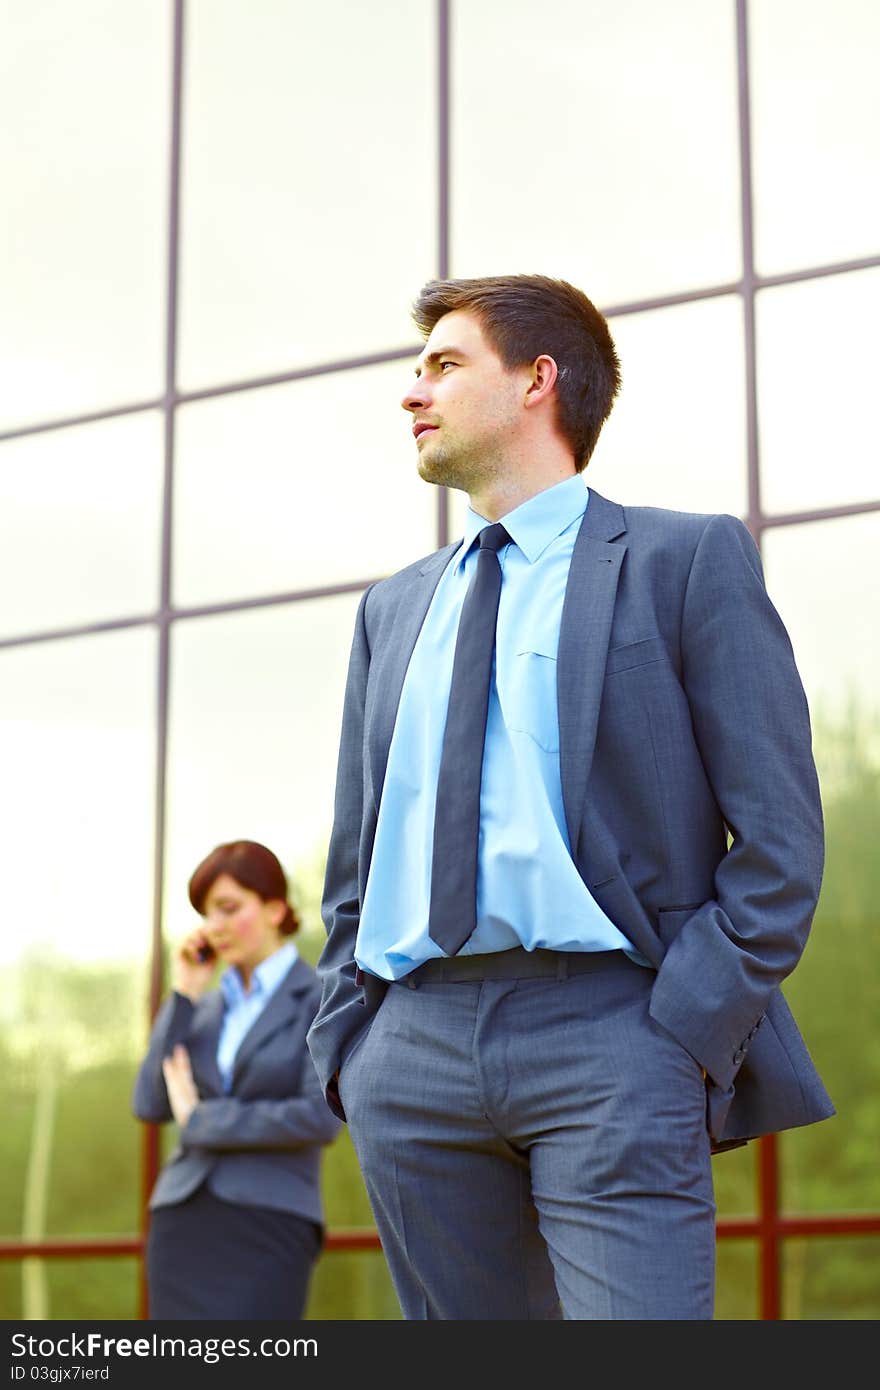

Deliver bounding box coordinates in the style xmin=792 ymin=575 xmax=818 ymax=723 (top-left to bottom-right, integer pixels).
xmin=307 ymin=274 xmax=834 ymax=1320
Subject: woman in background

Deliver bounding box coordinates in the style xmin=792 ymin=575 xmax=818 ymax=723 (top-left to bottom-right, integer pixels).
xmin=132 ymin=839 xmax=340 ymax=1320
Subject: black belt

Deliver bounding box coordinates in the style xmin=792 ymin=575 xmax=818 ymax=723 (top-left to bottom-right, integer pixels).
xmin=396 ymin=946 xmax=628 ymax=987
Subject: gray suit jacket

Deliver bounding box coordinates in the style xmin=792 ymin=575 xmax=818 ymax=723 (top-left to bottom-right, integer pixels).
xmin=133 ymin=956 xmax=341 ymax=1223
xmin=307 ymin=490 xmax=835 ymax=1152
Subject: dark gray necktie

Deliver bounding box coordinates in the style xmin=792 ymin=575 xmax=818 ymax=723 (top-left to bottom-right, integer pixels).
xmin=428 ymin=521 xmax=511 ymax=955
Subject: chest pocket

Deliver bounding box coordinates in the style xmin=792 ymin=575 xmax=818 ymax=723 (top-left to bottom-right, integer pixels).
xmin=500 ymin=642 xmax=560 ymax=753
xmin=604 ymin=634 xmax=668 ymax=676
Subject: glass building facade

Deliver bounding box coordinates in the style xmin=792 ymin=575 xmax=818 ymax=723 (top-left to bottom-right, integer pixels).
xmin=1 ymin=0 xmax=878 ymax=1320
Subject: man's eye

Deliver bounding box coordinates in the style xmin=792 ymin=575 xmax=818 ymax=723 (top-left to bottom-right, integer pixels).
xmin=440 ymin=361 xmax=456 ymax=372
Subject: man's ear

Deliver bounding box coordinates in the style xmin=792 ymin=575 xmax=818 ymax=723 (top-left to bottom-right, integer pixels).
xmin=523 ymin=354 xmax=558 ymax=409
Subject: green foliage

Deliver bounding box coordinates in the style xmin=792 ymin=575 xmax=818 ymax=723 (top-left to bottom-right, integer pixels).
xmin=715 ymin=1242 xmax=759 ymax=1319
xmin=49 ymin=1260 xmax=140 ymax=1321
xmin=306 ymin=1249 xmax=401 ymax=1321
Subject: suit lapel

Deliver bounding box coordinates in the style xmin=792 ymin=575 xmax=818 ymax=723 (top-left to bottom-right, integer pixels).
xmin=558 ymin=489 xmax=627 ymax=852
xmin=230 ymin=957 xmax=311 ymax=1087
xmin=368 ymin=543 xmax=459 ymax=806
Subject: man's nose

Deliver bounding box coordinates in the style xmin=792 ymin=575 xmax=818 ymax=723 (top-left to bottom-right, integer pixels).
xmin=401 ymin=379 xmax=429 ymax=413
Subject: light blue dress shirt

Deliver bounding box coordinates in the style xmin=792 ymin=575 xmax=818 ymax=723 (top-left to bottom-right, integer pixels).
xmin=356 ymin=475 xmax=641 ymax=981
xmin=216 ymin=939 xmax=298 ymax=1091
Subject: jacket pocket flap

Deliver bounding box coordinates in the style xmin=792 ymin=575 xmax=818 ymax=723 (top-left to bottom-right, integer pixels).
xmin=605 ymin=635 xmax=667 ymax=675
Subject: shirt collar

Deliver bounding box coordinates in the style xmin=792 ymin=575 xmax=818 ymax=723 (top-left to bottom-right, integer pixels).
xmin=220 ymin=938 xmax=298 ymax=1006
xmin=456 ymin=474 xmax=589 ymax=570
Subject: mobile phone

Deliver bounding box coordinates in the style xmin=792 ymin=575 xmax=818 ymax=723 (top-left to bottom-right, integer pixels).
xmin=196 ymin=942 xmax=216 ymax=963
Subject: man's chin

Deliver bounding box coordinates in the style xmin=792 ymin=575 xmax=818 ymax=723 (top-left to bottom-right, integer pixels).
xmin=416 ymin=452 xmax=468 ymax=491
xmin=416 ymin=459 xmax=443 ymax=486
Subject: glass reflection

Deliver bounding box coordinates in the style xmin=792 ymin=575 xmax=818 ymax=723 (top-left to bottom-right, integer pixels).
xmin=179 ymin=0 xmax=435 ymax=388
xmin=173 ymin=362 xmax=435 ymax=605
xmin=452 ymin=0 xmax=740 ymax=304
xmin=0 ymin=1 xmax=169 ymax=429
xmin=587 ymin=297 xmax=746 ymax=516
xmin=165 ymin=592 xmax=362 ymax=934
xmin=0 ymin=629 xmax=154 ymax=1297
xmin=0 ymin=413 xmax=163 ymax=639
xmin=764 ymin=514 xmax=880 ymax=1224
xmin=757 ymin=270 xmax=880 ymax=515
xmin=762 ymin=513 xmax=880 ymax=725
xmin=751 ymin=0 xmax=880 ymax=274
xmin=782 ymin=1238 xmax=880 ymax=1319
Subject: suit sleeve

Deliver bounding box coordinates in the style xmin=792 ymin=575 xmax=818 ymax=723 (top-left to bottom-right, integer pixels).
xmin=648 ymin=513 xmax=825 ymax=1091
xmin=130 ymin=991 xmax=196 ymax=1123
xmin=180 ymin=1044 xmax=342 ymax=1151
xmin=305 ymin=585 xmax=374 ymax=1121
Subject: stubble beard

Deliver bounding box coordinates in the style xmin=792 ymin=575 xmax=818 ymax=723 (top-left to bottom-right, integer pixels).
xmin=416 ymin=435 xmax=502 ymax=496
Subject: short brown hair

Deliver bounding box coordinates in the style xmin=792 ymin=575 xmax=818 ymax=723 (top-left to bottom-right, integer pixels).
xmin=412 ymin=274 xmax=621 ymax=470
xmin=188 ymin=840 xmax=301 ymax=936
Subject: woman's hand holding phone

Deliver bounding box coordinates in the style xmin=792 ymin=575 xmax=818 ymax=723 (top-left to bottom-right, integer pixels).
xmin=172 ymin=927 xmax=217 ymax=1001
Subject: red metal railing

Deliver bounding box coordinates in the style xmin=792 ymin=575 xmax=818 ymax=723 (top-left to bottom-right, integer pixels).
xmin=3 ymin=1131 xmax=879 ymax=1320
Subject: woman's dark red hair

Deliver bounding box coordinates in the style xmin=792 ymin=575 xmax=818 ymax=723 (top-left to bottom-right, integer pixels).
xmin=188 ymin=840 xmax=300 ymax=936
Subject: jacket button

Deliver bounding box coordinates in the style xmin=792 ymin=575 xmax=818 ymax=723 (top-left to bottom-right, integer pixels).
xmin=733 ymin=1048 xmax=745 ymax=1064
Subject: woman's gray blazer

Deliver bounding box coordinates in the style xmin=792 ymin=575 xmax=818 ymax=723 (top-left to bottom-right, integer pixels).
xmin=132 ymin=956 xmax=341 ymax=1226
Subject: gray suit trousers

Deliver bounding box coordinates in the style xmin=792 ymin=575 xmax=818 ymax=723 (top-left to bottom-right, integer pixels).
xmin=339 ymin=950 xmax=715 ymax=1320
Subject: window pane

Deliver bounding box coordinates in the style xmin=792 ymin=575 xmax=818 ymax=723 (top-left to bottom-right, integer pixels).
xmin=585 ymin=298 xmax=747 ymax=515
xmin=762 ymin=514 xmax=880 ymax=723
xmin=0 ymin=629 xmax=156 ymax=970
xmin=304 ymin=1118 xmax=399 ymax=1319
xmin=763 ymin=516 xmax=880 ymax=1220
xmin=165 ymin=594 xmax=361 ymax=929
xmin=0 ymin=1257 xmax=139 ymax=1320
xmin=179 ymin=0 xmax=435 ymax=389
xmin=713 ymin=1140 xmax=756 ymax=1219
xmin=783 ymin=1238 xmax=880 ymax=1320
xmin=0 ymin=413 xmax=163 ymax=639
xmin=307 ymin=1247 xmax=401 ymax=1320
xmin=452 ymin=0 xmax=741 ymax=304
xmin=0 ymin=1 xmax=170 ymax=429
xmin=715 ymin=1240 xmax=758 ymax=1320
xmin=0 ymin=630 xmax=155 ymax=1255
xmin=757 ymin=271 xmax=880 ymax=515
xmin=173 ymin=364 xmax=435 ymax=606
xmin=750 ymin=0 xmax=880 ymax=275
